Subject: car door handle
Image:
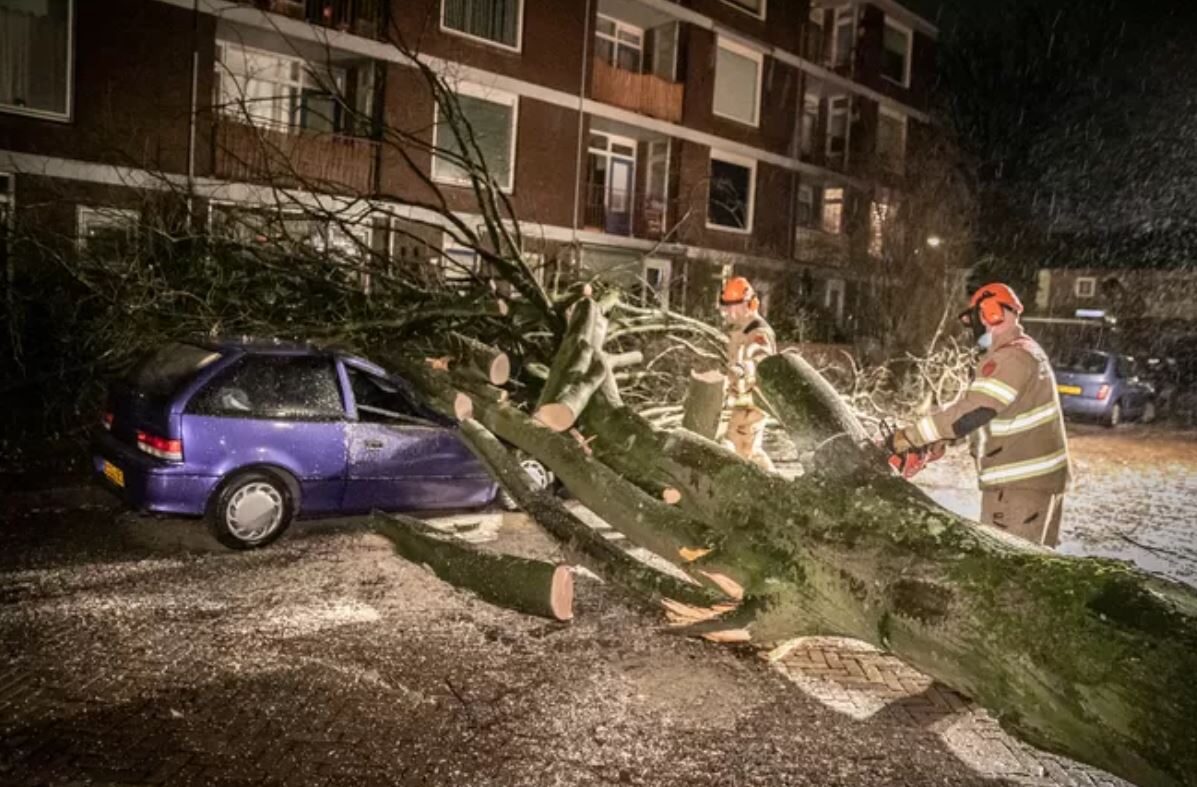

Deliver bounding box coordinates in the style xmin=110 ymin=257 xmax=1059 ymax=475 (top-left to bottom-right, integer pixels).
xmin=363 ymin=439 xmax=385 ymax=450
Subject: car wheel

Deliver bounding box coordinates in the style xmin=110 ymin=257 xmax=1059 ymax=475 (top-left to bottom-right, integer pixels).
xmin=1141 ymin=400 xmax=1157 ymax=424
xmin=498 ymin=456 xmax=555 ymax=511
xmin=1104 ymin=401 xmax=1122 ymax=428
xmin=207 ymin=470 xmax=295 ymax=550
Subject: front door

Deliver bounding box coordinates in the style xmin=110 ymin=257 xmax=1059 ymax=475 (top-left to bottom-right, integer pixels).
xmin=341 ymin=364 xmax=495 ymax=512
xmin=606 ymin=157 xmax=634 ymax=236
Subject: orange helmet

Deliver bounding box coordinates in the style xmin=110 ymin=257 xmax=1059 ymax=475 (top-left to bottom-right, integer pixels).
xmin=960 ymin=282 xmax=1023 ymax=328
xmin=720 ymin=276 xmax=759 ymax=311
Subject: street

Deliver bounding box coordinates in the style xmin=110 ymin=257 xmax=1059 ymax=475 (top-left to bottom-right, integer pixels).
xmin=0 ymin=423 xmax=1190 ymax=786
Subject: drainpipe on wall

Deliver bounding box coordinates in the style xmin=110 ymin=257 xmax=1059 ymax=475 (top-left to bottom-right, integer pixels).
xmin=186 ymin=0 xmax=201 ymax=230
xmin=570 ymin=0 xmax=594 ymax=277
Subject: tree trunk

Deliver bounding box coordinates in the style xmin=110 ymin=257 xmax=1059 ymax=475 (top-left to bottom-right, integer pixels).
xmin=373 ymin=512 xmax=573 ymax=621
xmin=447 ymin=331 xmax=511 ymax=386
xmin=535 ymin=299 xmax=615 ymax=432
xmin=681 ymin=369 xmax=726 ymax=440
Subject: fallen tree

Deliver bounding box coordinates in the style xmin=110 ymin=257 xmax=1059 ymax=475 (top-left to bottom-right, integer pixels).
xmin=388 ymin=298 xmax=1197 ymax=787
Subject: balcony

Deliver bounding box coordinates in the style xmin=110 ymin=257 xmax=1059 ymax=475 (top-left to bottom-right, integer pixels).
xmin=582 ymin=182 xmax=671 ymax=241
xmin=214 ymin=118 xmax=378 ymax=195
xmin=590 ymin=57 xmax=684 ymax=124
xmin=794 ymin=225 xmax=849 ymax=267
xmin=239 ymin=0 xmax=383 ymax=39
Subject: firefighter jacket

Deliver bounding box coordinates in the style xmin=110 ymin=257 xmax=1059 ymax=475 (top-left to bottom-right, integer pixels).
xmin=726 ymin=316 xmax=777 ymax=408
xmin=902 ymin=326 xmax=1071 ymax=493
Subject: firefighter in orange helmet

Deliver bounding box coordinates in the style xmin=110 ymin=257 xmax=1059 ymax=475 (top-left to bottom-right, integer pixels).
xmin=889 ymin=283 xmax=1072 ymax=547
xmin=719 ymin=276 xmax=777 ymax=471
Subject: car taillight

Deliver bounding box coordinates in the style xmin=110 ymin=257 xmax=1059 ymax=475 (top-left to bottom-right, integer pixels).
xmin=136 ymin=430 xmax=183 ymax=462
xmin=101 ymin=412 xmax=114 ymax=430
xmin=1096 ymin=384 xmax=1110 ymax=401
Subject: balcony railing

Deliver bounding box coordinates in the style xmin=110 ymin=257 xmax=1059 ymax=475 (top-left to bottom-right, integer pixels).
xmin=590 ymin=57 xmax=684 ymax=124
xmin=583 ymin=182 xmax=672 ymax=241
xmin=241 ymin=0 xmax=382 ymax=38
xmin=793 ymin=225 xmax=849 ymax=267
xmin=214 ymin=118 xmax=378 ymax=195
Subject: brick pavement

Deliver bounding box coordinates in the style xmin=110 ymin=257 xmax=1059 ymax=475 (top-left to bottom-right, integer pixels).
xmin=766 ymin=638 xmax=1130 ymax=787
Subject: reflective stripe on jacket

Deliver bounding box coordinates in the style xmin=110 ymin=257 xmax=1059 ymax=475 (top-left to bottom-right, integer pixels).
xmin=905 ymin=327 xmax=1071 ymax=493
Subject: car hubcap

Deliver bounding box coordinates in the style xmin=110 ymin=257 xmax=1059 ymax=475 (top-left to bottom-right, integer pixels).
xmin=520 ymin=459 xmax=552 ymax=492
xmin=226 ymin=482 xmax=284 ymax=542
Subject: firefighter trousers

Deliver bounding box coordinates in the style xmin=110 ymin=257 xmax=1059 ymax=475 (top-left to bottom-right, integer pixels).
xmin=981 ymin=488 xmax=1064 ymax=548
xmin=723 ymin=406 xmax=774 ymax=472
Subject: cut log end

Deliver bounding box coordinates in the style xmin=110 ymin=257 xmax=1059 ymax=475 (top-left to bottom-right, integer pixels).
xmin=534 ymin=402 xmax=578 ymax=433
xmin=497 ymin=299 xmax=510 ymax=316
xmin=454 ymin=392 xmax=474 ymax=422
xmin=551 ymin=565 xmax=575 ymax=621
xmin=662 ymin=488 xmax=682 ymax=505
xmin=678 ymin=546 xmax=713 ymax=563
xmin=489 ymin=354 xmax=511 ymax=386
xmin=425 ymin=356 xmax=452 ymax=372
xmin=701 ymin=629 xmax=752 ymax=644
xmin=691 ymin=369 xmax=726 ymax=384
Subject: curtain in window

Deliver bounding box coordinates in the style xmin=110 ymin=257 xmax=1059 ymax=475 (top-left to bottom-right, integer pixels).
xmin=0 ymin=0 xmax=70 ymax=115
xmin=713 ymin=46 xmax=758 ymax=124
xmin=443 ymin=0 xmax=519 ymax=48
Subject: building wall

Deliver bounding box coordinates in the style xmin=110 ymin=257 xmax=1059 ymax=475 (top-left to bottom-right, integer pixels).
xmin=855 ymin=5 xmax=935 ymax=111
xmin=1039 ymin=268 xmax=1197 ymax=322
xmin=0 ymin=0 xmax=215 ymax=177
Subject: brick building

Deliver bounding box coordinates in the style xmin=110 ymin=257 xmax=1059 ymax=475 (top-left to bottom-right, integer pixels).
xmin=0 ymin=0 xmax=937 ymax=327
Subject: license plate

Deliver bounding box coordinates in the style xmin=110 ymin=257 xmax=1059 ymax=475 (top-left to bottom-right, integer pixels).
xmin=102 ymin=460 xmax=125 ymax=488
xmin=1057 ymin=385 xmax=1082 ymax=396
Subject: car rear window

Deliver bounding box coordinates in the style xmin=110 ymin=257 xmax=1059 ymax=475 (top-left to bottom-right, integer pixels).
xmin=1056 ymin=351 xmax=1109 ymax=375
xmin=125 ymin=343 xmax=222 ymax=397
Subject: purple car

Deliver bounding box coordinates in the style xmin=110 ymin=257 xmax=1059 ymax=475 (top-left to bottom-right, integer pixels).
xmin=92 ymin=340 xmax=552 ymax=549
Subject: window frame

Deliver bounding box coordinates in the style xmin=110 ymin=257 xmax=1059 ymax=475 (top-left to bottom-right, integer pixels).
xmin=76 ymin=205 xmax=140 ymax=252
xmin=876 ymin=106 xmax=908 ymax=173
xmin=1075 ymin=277 xmax=1096 ymax=298
xmin=796 ymin=183 xmax=815 ymax=228
xmin=595 ymin=14 xmax=645 ymax=73
xmin=705 ymin=149 xmax=758 ymax=235
xmin=642 ymin=257 xmax=672 ymax=309
xmin=826 ymin=96 xmax=849 ymax=159
xmin=830 ymin=7 xmax=855 ymax=70
xmin=821 ymin=186 xmax=844 ymax=235
xmin=720 ymin=0 xmax=766 ymax=21
xmin=439 ymin=0 xmax=525 ymax=54
xmin=214 ymin=40 xmax=348 ymax=134
xmin=0 ymin=0 xmax=75 ymax=122
xmin=431 ymin=81 xmax=520 ymax=194
xmin=712 ymin=36 xmax=764 ymax=128
xmin=881 ymin=16 xmax=914 ymax=88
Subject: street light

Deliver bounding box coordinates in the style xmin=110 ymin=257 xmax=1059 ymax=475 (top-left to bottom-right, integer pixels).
xmin=926 ymin=235 xmax=944 ymax=249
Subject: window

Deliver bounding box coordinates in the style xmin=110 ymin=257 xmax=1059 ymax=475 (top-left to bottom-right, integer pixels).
xmin=188 ymin=356 xmax=344 ymax=420
xmin=821 ymin=187 xmax=844 ymax=235
xmin=442 ymin=0 xmax=522 ymax=51
xmin=432 ymin=85 xmax=518 ymax=192
xmin=881 ymin=18 xmax=912 ymax=87
xmin=0 ymin=173 xmax=11 ymax=270
xmin=347 ymin=367 xmax=426 ymax=423
xmin=77 ymin=206 xmax=139 ymax=254
xmin=876 ymin=108 xmax=907 ymax=173
xmin=796 ymin=184 xmax=815 ymax=228
xmin=707 ymin=152 xmax=756 ymax=233
xmin=869 ymin=194 xmax=895 ymax=257
xmin=215 ymin=42 xmax=349 ymax=134
xmin=800 ymin=95 xmax=819 ymax=157
xmin=209 ymin=203 xmax=372 ymax=262
xmin=642 ymin=258 xmax=672 ymax=309
xmin=713 ymin=38 xmax=762 ymax=127
xmin=125 ymin=344 xmax=222 ymax=400
xmin=826 ymin=96 xmax=849 ymax=160
xmin=0 ymin=0 xmax=73 ymax=120
xmin=585 ymin=132 xmax=637 ymax=237
xmin=722 ymin=0 xmax=765 ymax=19
xmin=831 ymin=8 xmax=855 ymax=70
xmin=1075 ymin=277 xmax=1096 ymax=298
xmin=825 ymin=278 xmax=845 ymax=321
xmin=438 ymin=237 xmax=481 ymax=285
xmin=595 ymin=15 xmax=643 ymax=73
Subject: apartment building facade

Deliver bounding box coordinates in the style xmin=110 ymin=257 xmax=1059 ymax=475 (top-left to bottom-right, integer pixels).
xmin=0 ymin=0 xmax=937 ymax=327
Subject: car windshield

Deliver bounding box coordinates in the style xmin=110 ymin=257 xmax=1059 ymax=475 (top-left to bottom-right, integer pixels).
xmin=1056 ymin=351 xmax=1109 ymax=375
xmin=125 ymin=343 xmax=222 ymax=397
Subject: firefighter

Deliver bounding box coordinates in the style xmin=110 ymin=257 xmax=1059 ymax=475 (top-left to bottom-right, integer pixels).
xmin=889 ymin=283 xmax=1071 ymax=547
xmin=719 ymin=276 xmax=777 ymax=471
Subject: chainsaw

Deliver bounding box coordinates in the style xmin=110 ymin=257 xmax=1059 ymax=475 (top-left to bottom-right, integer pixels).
xmin=876 ymin=420 xmax=945 ymax=479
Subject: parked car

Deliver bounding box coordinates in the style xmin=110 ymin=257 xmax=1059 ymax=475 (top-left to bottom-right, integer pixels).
xmin=92 ymin=340 xmax=552 ymax=549
xmin=1053 ymin=350 xmax=1156 ymax=427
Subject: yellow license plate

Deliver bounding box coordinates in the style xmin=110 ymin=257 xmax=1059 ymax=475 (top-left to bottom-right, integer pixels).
xmin=102 ymin=460 xmax=125 ymax=488
xmin=1057 ymin=385 xmax=1082 ymax=396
